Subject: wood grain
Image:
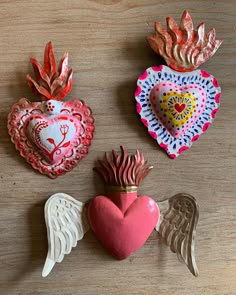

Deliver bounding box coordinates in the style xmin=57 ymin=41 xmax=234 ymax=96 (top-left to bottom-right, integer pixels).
xmin=0 ymin=1 xmax=236 ymax=294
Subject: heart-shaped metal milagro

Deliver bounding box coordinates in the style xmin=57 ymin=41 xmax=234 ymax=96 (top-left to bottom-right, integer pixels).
xmin=136 ymin=11 xmax=222 ymax=158
xmin=8 ymin=42 xmax=94 ymax=178
xmin=8 ymin=98 xmax=94 ymax=178
xmin=135 ymin=66 xmax=221 ymax=158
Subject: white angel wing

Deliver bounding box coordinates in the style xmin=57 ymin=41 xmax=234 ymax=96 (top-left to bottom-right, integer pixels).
xmin=42 ymin=193 xmax=89 ymax=277
xmin=156 ymin=193 xmax=199 ymax=276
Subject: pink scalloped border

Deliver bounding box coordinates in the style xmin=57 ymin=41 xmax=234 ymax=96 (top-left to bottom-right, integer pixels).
xmin=8 ymin=98 xmax=95 ymax=178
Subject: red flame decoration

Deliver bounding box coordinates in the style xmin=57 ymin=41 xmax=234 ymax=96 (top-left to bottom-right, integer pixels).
xmin=26 ymin=42 xmax=73 ymax=101
xmin=147 ymin=10 xmax=222 ymax=72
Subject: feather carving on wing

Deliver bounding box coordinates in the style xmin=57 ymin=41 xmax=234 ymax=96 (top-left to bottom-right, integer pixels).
xmin=156 ymin=193 xmax=199 ymax=276
xmin=42 ymin=193 xmax=89 ymax=277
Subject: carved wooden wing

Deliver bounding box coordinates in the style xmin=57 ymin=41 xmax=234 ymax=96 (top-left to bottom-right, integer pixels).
xmin=156 ymin=193 xmax=199 ymax=276
xmin=42 ymin=193 xmax=89 ymax=277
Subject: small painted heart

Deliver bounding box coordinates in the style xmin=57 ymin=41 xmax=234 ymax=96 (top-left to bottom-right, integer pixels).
xmin=88 ymin=195 xmax=159 ymax=259
xmin=175 ymin=103 xmax=186 ymax=113
xmin=150 ymin=82 xmax=206 ymax=138
xmin=26 ymin=115 xmax=81 ymax=164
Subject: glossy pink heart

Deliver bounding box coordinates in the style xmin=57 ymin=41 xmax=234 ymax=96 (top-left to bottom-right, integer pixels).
xmin=25 ymin=115 xmax=81 ymax=164
xmin=87 ymin=194 xmax=159 ymax=259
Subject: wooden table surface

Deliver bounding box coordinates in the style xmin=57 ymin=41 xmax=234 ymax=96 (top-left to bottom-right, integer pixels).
xmin=0 ymin=1 xmax=235 ymax=294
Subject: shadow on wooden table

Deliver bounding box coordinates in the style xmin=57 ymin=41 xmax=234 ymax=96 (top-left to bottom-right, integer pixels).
xmin=28 ymin=200 xmax=48 ymax=274
xmin=115 ymin=38 xmax=166 ymax=151
xmin=7 ymin=67 xmax=39 ymax=105
xmin=0 ymin=200 xmax=47 ymax=291
xmin=116 ymin=78 xmax=164 ymax=153
xmin=0 ymin=109 xmax=39 ymax=176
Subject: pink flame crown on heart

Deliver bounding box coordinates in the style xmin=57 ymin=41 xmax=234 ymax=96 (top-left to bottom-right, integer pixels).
xmin=146 ymin=10 xmax=222 ymax=72
xmin=87 ymin=146 xmax=160 ymax=260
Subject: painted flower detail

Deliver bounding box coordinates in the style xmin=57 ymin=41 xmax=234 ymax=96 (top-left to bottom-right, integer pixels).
xmin=60 ymin=124 xmax=69 ymax=136
xmin=42 ymin=124 xmax=71 ymax=160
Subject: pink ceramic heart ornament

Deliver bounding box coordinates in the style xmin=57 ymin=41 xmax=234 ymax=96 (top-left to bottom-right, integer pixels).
xmin=8 ymin=43 xmax=94 ymax=178
xmin=135 ymin=11 xmax=222 ymax=158
xmin=87 ymin=147 xmax=160 ymax=260
xmin=42 ymin=147 xmax=200 ymax=277
xmin=88 ymin=193 xmax=159 ymax=259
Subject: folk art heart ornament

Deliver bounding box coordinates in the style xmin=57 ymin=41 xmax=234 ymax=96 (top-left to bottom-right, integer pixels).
xmin=135 ymin=11 xmax=222 ymax=158
xmin=42 ymin=147 xmax=199 ymax=277
xmin=8 ymin=42 xmax=94 ymax=178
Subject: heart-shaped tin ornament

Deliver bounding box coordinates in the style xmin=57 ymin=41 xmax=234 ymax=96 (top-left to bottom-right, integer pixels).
xmin=135 ymin=11 xmax=222 ymax=158
xmin=42 ymin=146 xmax=199 ymax=277
xmin=8 ymin=42 xmax=95 ymax=178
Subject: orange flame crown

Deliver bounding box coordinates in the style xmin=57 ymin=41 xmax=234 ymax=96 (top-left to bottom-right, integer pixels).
xmin=147 ymin=10 xmax=222 ymax=72
xmin=27 ymin=42 xmax=73 ymax=101
xmin=94 ymin=146 xmax=153 ymax=188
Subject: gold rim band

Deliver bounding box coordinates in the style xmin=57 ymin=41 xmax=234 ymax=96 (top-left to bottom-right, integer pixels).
xmin=106 ymin=186 xmax=138 ymax=193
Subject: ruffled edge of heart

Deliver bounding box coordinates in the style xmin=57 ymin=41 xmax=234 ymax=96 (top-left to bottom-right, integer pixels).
xmin=135 ymin=65 xmax=221 ymax=158
xmin=8 ymin=98 xmax=95 ymax=178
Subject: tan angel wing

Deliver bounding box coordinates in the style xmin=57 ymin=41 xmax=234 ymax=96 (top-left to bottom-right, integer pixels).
xmin=156 ymin=193 xmax=199 ymax=276
xmin=42 ymin=193 xmax=89 ymax=277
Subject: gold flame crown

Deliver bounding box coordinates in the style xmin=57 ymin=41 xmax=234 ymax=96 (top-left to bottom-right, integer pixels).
xmin=147 ymin=10 xmax=222 ymax=72
xmin=94 ymin=146 xmax=152 ymax=188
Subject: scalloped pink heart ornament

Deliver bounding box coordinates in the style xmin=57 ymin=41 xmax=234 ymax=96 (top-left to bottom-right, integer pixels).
xmin=8 ymin=42 xmax=94 ymax=178
xmin=8 ymin=99 xmax=94 ymax=178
